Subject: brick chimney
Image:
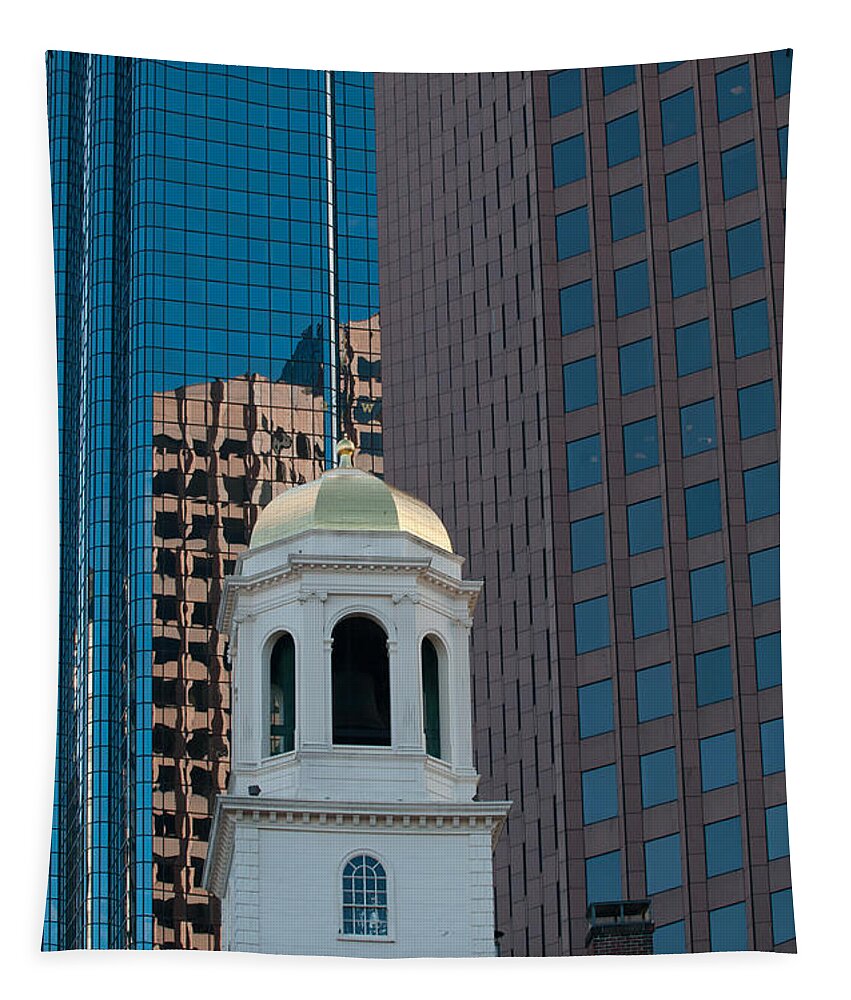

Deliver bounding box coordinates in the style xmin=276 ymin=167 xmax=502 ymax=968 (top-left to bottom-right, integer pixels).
xmin=586 ymin=900 xmax=654 ymax=956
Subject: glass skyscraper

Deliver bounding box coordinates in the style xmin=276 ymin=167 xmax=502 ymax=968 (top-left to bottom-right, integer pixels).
xmin=44 ymin=51 xmax=379 ymax=949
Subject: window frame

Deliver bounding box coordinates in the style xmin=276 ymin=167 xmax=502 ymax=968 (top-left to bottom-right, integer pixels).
xmin=338 ymin=851 xmax=394 ymax=942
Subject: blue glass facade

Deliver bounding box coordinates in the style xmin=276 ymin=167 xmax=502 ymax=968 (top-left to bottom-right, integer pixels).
xmin=45 ymin=52 xmax=379 ymax=950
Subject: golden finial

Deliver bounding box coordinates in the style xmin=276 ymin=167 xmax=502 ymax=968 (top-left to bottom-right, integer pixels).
xmin=335 ymin=436 xmax=355 ymax=468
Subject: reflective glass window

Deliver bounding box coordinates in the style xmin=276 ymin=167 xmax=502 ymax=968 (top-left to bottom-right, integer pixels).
xmin=761 ymin=718 xmax=785 ymax=775
xmin=603 ymin=65 xmax=636 ymax=94
xmin=658 ymin=62 xmax=683 ymax=73
xmin=549 ymin=69 xmax=583 ymax=117
xmin=567 ymin=434 xmax=602 ymax=490
xmin=611 ymin=185 xmax=645 ymax=241
xmin=560 ymin=280 xmax=595 ymax=334
xmin=619 ymin=337 xmax=655 ymax=394
xmin=685 ymin=479 xmax=722 ymax=538
xmin=623 ymin=416 xmax=659 ymax=474
xmin=556 ymin=205 xmax=590 ymax=259
xmin=676 ymin=318 xmax=712 ymax=376
xmin=755 ymin=632 xmax=782 ymax=690
xmin=727 ymin=220 xmax=764 ymax=278
xmin=744 ymin=462 xmax=779 ymax=521
xmin=700 ymin=731 xmax=738 ymax=791
xmin=578 ymin=679 xmax=614 ymax=737
xmin=738 ymin=380 xmax=776 ymax=439
xmin=716 ymin=64 xmax=752 ymax=122
xmin=661 ymin=89 xmax=696 ymax=145
xmin=627 ymin=496 xmax=663 ymax=555
xmin=710 ymin=902 xmax=748 ymax=951
xmin=690 ymin=562 xmax=728 ymax=621
xmin=766 ymin=803 xmax=790 ymax=861
xmin=574 ymin=595 xmax=611 ymax=655
xmin=640 ymin=747 xmax=678 ymax=807
xmin=665 ymin=163 xmax=701 ymax=221
xmin=722 ymin=140 xmax=758 ymax=199
xmin=771 ymin=889 xmax=795 ymax=945
xmin=680 ymin=398 xmax=717 ymax=456
xmin=563 ymin=355 xmax=598 ymax=412
xmin=553 ymin=133 xmax=587 ymax=187
xmin=615 ymin=259 xmax=650 ymax=316
xmin=750 ymin=546 xmax=780 ymax=606
xmin=705 ymin=816 xmax=743 ymax=877
xmin=571 ymin=513 xmax=606 ymax=571
xmin=695 ymin=646 xmax=732 ymax=706
xmin=772 ymin=49 xmax=793 ymax=97
xmin=586 ymin=851 xmax=622 ymax=905
xmin=779 ymin=126 xmax=788 ymax=178
xmin=645 ymin=833 xmax=682 ymax=894
xmin=606 ymin=111 xmax=641 ymax=167
xmin=733 ymin=299 xmax=770 ymax=358
xmin=631 ymin=579 xmax=669 ymax=639
xmin=582 ymin=764 xmax=619 ymax=824
xmin=654 ymin=921 xmax=686 ymax=953
xmin=636 ymin=662 xmax=673 ymax=723
xmin=671 ymin=240 xmax=706 ymax=298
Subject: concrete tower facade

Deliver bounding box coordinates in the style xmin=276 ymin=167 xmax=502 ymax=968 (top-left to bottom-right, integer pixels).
xmin=204 ymin=439 xmax=510 ymax=956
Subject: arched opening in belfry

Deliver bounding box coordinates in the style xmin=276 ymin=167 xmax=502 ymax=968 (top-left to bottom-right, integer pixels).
xmin=270 ymin=633 xmax=295 ymax=755
xmin=421 ymin=637 xmax=442 ymax=759
xmin=332 ymin=616 xmax=391 ymax=746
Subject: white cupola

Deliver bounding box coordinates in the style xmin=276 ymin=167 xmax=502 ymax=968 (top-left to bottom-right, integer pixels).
xmin=204 ymin=439 xmax=510 ymax=957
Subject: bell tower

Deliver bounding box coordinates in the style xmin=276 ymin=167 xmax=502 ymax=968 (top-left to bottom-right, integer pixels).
xmin=204 ymin=439 xmax=510 ymax=957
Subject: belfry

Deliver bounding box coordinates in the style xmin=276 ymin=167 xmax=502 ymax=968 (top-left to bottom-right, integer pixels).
xmin=204 ymin=439 xmax=510 ymax=957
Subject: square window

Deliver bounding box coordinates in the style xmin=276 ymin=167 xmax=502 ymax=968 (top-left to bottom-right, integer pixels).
xmin=606 ymin=111 xmax=641 ymax=167
xmin=661 ymin=89 xmax=696 ymax=145
xmin=560 ymin=280 xmax=595 ymax=334
xmin=623 ymin=416 xmax=659 ymax=474
xmin=695 ymin=645 xmax=732 ymax=706
xmin=603 ymin=65 xmax=636 ymax=94
xmin=665 ymin=163 xmax=701 ymax=221
xmin=766 ymin=803 xmax=789 ymax=861
xmin=690 ymin=561 xmax=728 ymax=621
xmin=722 ymin=140 xmax=758 ymax=200
xmin=615 ymin=259 xmax=650 ymax=316
xmin=755 ymin=632 xmax=782 ymax=690
xmin=586 ymin=851 xmax=622 ymax=905
xmin=680 ymin=398 xmax=717 ymax=457
xmin=744 ymin=462 xmax=779 ymax=521
xmin=761 ymin=718 xmax=785 ymax=775
xmin=640 ymin=747 xmax=678 ymax=807
xmin=611 ymin=185 xmax=645 ymax=242
xmin=685 ymin=479 xmax=722 ymax=538
xmin=636 ymin=662 xmax=673 ymax=723
xmin=733 ymin=299 xmax=771 ymax=358
xmin=716 ymin=63 xmax=752 ymax=122
xmin=645 ymin=833 xmax=682 ymax=894
xmin=705 ymin=816 xmax=743 ymax=877
xmin=727 ymin=220 xmax=764 ymax=278
xmin=570 ymin=513 xmax=606 ymax=571
xmin=582 ymin=764 xmax=619 ymax=824
xmin=771 ymin=889 xmax=795 ymax=945
xmin=619 ymin=337 xmax=655 ymax=394
xmin=675 ymin=318 xmax=712 ymax=376
xmin=738 ymin=380 xmax=776 ymax=439
xmin=557 ymin=205 xmax=590 ymax=259
xmin=778 ymin=126 xmax=788 ymax=179
xmin=700 ymin=731 xmax=738 ymax=791
xmin=627 ymin=496 xmax=663 ymax=555
xmin=549 ymin=69 xmax=582 ymax=117
xmin=574 ymin=595 xmax=611 ymax=655
xmin=772 ymin=49 xmax=793 ymax=98
xmin=553 ymin=134 xmax=587 ymax=187
xmin=578 ymin=678 xmax=613 ymax=737
xmin=631 ymin=579 xmax=669 ymax=638
xmin=750 ymin=546 xmax=780 ymax=606
xmin=563 ymin=356 xmax=598 ymax=412
xmin=671 ymin=240 xmax=706 ymax=298
xmin=654 ymin=921 xmax=686 ymax=954
xmin=566 ymin=434 xmax=602 ymax=491
xmin=658 ymin=61 xmax=683 ymax=74
xmin=710 ymin=901 xmax=748 ymax=951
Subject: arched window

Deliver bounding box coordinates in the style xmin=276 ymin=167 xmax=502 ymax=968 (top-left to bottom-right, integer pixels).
xmin=341 ymin=854 xmax=388 ymax=937
xmin=421 ymin=637 xmax=441 ymax=758
xmin=332 ymin=617 xmax=390 ymax=746
xmin=270 ymin=633 xmax=295 ymax=754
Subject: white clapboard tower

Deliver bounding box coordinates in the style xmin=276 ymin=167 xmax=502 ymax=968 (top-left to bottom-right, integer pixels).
xmin=204 ymin=438 xmax=510 ymax=957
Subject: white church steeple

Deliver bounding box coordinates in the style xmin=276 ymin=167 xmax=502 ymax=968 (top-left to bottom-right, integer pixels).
xmin=204 ymin=440 xmax=510 ymax=957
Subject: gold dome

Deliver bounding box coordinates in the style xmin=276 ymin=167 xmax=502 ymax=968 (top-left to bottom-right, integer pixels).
xmin=249 ymin=439 xmax=453 ymax=553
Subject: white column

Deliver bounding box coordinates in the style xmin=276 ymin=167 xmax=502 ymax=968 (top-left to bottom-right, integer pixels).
xmin=234 ymin=615 xmax=263 ymax=767
xmin=449 ymin=614 xmax=476 ymax=772
xmin=391 ymin=594 xmax=423 ymax=751
xmin=297 ymin=590 xmax=330 ymax=749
